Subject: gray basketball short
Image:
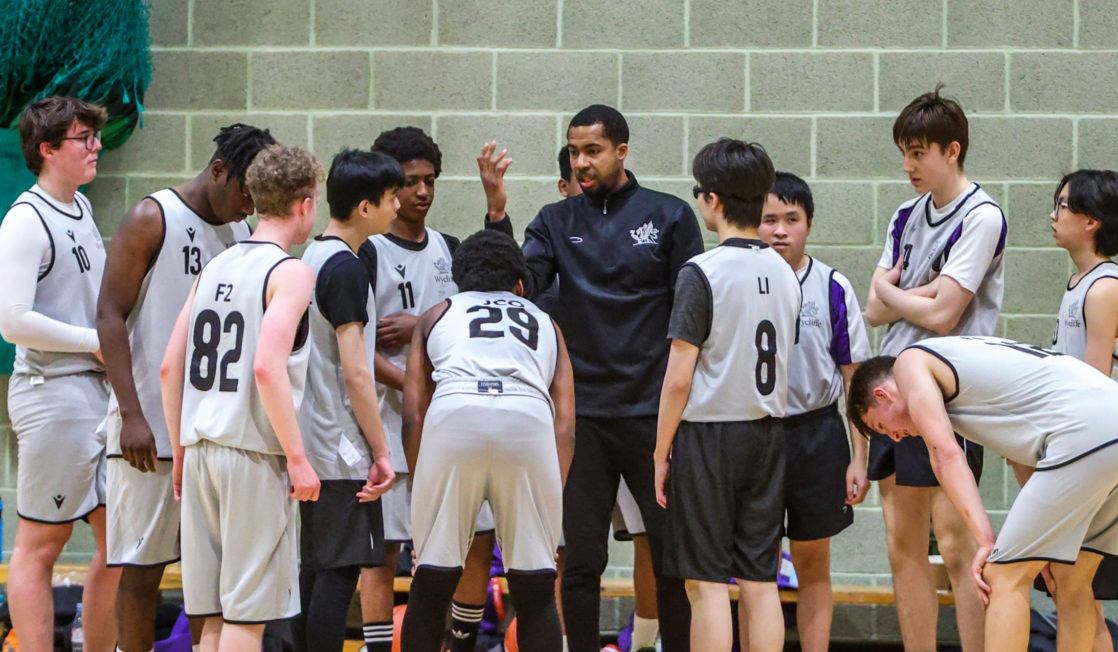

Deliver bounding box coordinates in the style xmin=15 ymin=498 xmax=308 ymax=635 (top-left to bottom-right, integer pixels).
xmin=411 ymin=392 xmax=561 ymax=572
xmin=180 ymin=440 xmax=299 ymax=623
xmin=9 ymin=372 xmax=109 ymax=523
xmin=382 ymin=472 xmax=495 ymax=543
xmin=107 ymin=457 xmax=180 ymax=566
xmin=611 ymin=479 xmax=646 ymax=540
xmin=989 ymin=442 xmax=1118 ymax=565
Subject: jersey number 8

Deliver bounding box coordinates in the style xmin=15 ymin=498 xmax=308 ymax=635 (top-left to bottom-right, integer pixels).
xmin=755 ymin=320 xmax=777 ymax=396
xmin=189 ymin=309 xmax=245 ymax=392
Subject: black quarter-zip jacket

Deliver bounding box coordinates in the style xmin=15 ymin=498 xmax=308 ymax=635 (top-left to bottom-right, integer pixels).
xmin=522 ymin=172 xmax=704 ymax=417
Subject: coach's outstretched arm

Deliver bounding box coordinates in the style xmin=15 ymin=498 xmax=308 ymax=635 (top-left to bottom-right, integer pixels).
xmin=549 ymin=322 xmax=576 ymax=486
xmin=159 ymin=280 xmax=198 ymax=500
xmin=894 ymin=349 xmax=996 ymax=600
xmin=401 ymin=300 xmax=445 ymax=474
xmin=255 ymin=258 xmax=320 ymax=502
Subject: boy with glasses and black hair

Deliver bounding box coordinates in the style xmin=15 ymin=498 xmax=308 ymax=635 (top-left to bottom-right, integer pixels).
xmin=1046 ymin=168 xmax=1118 ymax=652
xmin=655 ymin=139 xmax=800 ymax=652
xmin=0 ymin=95 xmax=120 ymax=652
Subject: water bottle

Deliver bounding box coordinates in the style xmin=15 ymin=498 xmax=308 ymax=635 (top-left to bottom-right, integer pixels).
xmin=70 ymin=602 xmax=83 ymax=652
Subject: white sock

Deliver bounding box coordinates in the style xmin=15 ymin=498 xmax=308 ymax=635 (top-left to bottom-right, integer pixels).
xmin=632 ymin=615 xmax=659 ymax=649
xmin=562 ymin=635 xmax=569 ymax=652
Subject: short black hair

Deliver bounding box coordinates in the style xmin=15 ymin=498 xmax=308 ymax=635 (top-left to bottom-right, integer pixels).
xmin=558 ymin=147 xmax=573 ymax=182
xmin=326 ymin=149 xmax=405 ymax=220
xmin=1055 ymin=169 xmax=1118 ymax=257
xmin=893 ymin=83 xmax=969 ymax=169
xmin=692 ymin=138 xmax=775 ymax=229
xmin=452 ymin=230 xmax=529 ymax=293
xmin=210 ymin=123 xmax=276 ymax=184
xmin=770 ymin=171 xmax=814 ymax=221
xmin=847 ymin=355 xmax=898 ymax=440
xmin=568 ymin=104 xmax=629 ymax=145
xmin=372 ymin=126 xmax=442 ymax=177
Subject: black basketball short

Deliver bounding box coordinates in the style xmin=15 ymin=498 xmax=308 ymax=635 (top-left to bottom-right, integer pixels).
xmin=664 ymin=418 xmax=785 ymax=584
xmin=867 ymin=431 xmax=983 ymax=487
xmin=782 ymin=404 xmax=854 ymax=541
xmin=300 ymin=479 xmax=386 ymax=572
xmin=1032 ymin=552 xmax=1118 ymax=600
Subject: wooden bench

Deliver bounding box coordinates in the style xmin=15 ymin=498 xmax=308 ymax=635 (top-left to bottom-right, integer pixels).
xmin=0 ymin=563 xmax=953 ymax=606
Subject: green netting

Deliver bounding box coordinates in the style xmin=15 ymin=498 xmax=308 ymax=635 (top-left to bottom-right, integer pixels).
xmin=0 ymin=0 xmax=152 ymax=149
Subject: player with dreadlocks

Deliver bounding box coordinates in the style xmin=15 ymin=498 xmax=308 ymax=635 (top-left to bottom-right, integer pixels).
xmin=96 ymin=123 xmax=276 ymax=652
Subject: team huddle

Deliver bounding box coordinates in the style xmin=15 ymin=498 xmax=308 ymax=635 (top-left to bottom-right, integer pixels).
xmin=1 ymin=88 xmax=1117 ymax=652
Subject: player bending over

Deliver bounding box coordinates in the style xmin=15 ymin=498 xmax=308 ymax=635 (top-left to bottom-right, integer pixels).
xmin=399 ymin=230 xmax=575 ymax=652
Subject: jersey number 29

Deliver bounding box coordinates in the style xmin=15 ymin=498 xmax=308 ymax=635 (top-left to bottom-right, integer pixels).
xmin=467 ymin=305 xmax=539 ymax=350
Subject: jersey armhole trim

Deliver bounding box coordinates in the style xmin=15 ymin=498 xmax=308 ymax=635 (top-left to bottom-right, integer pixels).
xmin=261 ymin=256 xmax=311 ymax=352
xmin=144 ymin=195 xmax=168 ymax=274
xmin=424 ymin=298 xmax=452 ymax=345
xmin=16 ymin=202 xmax=56 ymax=281
xmin=1077 ymin=271 xmax=1118 ymax=332
xmin=685 ymin=261 xmax=713 ymax=344
xmin=905 ymin=344 xmax=960 ymax=403
xmin=827 ymin=269 xmax=851 ymax=365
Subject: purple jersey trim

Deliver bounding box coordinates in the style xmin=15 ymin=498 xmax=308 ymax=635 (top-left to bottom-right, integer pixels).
xmin=891 ymin=204 xmax=916 ymax=266
xmin=828 ymin=271 xmax=853 ymax=366
xmin=940 ymin=201 xmax=1008 ymax=268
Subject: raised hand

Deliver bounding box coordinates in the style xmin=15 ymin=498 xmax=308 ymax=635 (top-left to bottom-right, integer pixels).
xmin=477 ymin=140 xmax=513 ymax=221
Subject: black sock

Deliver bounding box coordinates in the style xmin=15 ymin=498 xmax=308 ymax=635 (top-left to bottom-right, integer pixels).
xmin=401 ymin=565 xmax=463 ymax=652
xmin=364 ymin=619 xmax=394 ymax=652
xmin=506 ymin=570 xmax=562 ymax=652
xmin=444 ymin=600 xmax=485 ymax=651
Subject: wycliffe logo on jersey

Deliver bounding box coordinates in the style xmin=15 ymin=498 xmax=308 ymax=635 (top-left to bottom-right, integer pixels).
xmin=1064 ymin=300 xmax=1082 ymax=328
xmin=433 ymin=256 xmax=453 ymax=286
xmin=799 ymin=300 xmax=823 ymax=328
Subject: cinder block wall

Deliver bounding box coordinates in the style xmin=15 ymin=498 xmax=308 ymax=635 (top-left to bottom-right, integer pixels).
xmin=2 ymin=0 xmax=1115 ymax=640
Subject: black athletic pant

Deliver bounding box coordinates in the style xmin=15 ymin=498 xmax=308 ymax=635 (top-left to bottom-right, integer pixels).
xmin=293 ymin=565 xmax=361 ymax=652
xmin=561 ymin=416 xmax=691 ymax=651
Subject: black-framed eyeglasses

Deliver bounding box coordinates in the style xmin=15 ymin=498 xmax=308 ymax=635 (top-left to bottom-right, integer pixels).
xmin=692 ymin=185 xmax=707 ymax=199
xmin=59 ymin=131 xmax=102 ymax=151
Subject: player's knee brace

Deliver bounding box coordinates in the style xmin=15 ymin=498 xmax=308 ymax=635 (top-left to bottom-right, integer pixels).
xmin=400 ymin=565 xmax=463 ymax=652
xmin=506 ymin=570 xmax=562 ymax=652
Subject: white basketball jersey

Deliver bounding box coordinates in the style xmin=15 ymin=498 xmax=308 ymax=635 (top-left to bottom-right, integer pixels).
xmin=427 ymin=291 xmax=557 ymax=409
xmin=1051 ymin=260 xmax=1118 ymax=376
xmin=681 ymin=241 xmax=801 ymax=422
xmin=879 ymin=185 xmax=1006 ymax=356
xmin=910 ymin=336 xmax=1118 ymax=469
xmin=10 ymin=187 xmax=104 ymax=376
xmin=107 ymin=188 xmax=250 ymax=458
xmin=180 ymin=242 xmax=310 ymax=455
xmin=786 ymin=258 xmax=871 ymax=415
xmin=299 ymin=236 xmax=376 ymax=480
xmin=365 ymin=229 xmax=457 ymax=471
